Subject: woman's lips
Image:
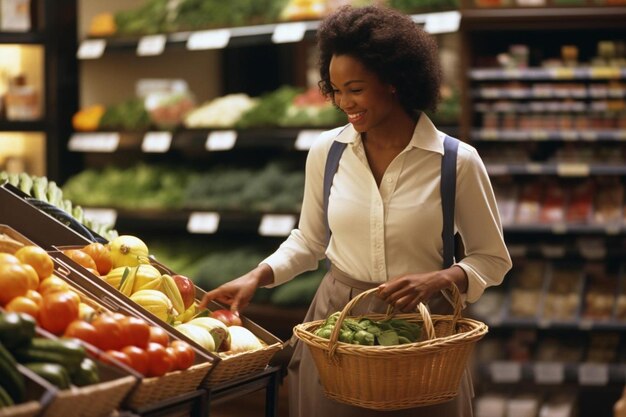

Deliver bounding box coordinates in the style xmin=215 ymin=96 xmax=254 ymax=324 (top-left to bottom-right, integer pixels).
xmin=347 ymin=111 xmax=365 ymax=123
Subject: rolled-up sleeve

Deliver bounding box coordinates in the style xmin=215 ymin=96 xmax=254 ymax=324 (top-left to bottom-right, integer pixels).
xmin=454 ymin=146 xmax=512 ymax=303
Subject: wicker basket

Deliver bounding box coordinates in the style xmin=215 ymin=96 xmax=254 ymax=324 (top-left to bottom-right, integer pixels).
xmin=202 ymin=341 xmax=282 ymax=387
xmin=0 ymin=401 xmax=41 ymax=417
xmin=293 ymin=286 xmax=488 ymax=410
xmin=124 ymin=361 xmax=212 ymax=410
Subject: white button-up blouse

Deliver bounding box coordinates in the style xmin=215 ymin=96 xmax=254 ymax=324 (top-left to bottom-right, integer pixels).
xmin=262 ymin=114 xmax=512 ymax=303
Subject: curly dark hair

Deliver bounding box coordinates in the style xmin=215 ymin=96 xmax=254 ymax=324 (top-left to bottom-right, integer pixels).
xmin=317 ymin=5 xmax=441 ymax=114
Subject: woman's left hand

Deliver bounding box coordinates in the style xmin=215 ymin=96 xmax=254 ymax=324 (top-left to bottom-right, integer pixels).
xmin=376 ymin=272 xmax=445 ymax=312
xmin=377 ymin=267 xmax=467 ymax=313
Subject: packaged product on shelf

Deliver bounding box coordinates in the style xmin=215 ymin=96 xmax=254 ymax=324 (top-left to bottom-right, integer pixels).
xmin=492 ymin=180 xmax=517 ymax=226
xmin=515 ymin=183 xmax=543 ymax=224
xmin=616 ymin=267 xmax=626 ymax=321
xmin=541 ymin=263 xmax=583 ymax=322
xmin=0 ymin=0 xmax=31 ymax=31
xmin=540 ymin=181 xmax=566 ymax=224
xmin=475 ymin=393 xmax=507 ymax=417
xmin=535 ymin=335 xmax=583 ymax=363
xmin=566 ymin=181 xmax=594 ymax=224
xmin=585 ymin=332 xmax=620 ymax=363
xmin=506 ymin=394 xmax=541 ymax=417
xmin=509 ymin=259 xmax=546 ymax=319
xmin=582 ymin=263 xmax=618 ymax=321
xmin=507 ymin=329 xmax=536 ymax=361
xmin=538 ymin=393 xmax=576 ymax=417
xmin=4 ymin=74 xmax=39 ymax=121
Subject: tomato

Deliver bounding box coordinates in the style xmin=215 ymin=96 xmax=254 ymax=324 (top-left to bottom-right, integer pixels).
xmin=148 ymin=326 xmax=169 ymax=347
xmin=101 ymin=350 xmax=132 ymax=369
xmin=146 ymin=342 xmax=173 ymax=377
xmin=39 ymin=291 xmax=80 ymax=335
xmin=37 ymin=275 xmax=70 ymax=296
xmin=14 ymin=246 xmax=54 ymax=280
xmin=82 ymin=243 xmax=113 ymax=276
xmin=0 ymin=263 xmax=30 ymax=305
xmin=210 ymin=309 xmax=242 ymax=327
xmin=91 ymin=314 xmax=124 ymax=350
xmin=121 ymin=345 xmax=149 ymax=375
xmin=170 ymin=341 xmax=196 ymax=371
xmin=63 ymin=249 xmax=98 ymax=272
xmin=5 ymin=296 xmax=39 ymax=320
xmin=119 ymin=316 xmax=151 ymax=349
xmin=64 ymin=320 xmax=99 ymax=346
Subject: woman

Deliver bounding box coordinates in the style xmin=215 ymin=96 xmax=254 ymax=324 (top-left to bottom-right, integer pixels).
xmin=200 ymin=5 xmax=511 ymax=416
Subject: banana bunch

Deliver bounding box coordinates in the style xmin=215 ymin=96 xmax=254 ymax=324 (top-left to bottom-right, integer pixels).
xmin=103 ymin=265 xmax=186 ymax=319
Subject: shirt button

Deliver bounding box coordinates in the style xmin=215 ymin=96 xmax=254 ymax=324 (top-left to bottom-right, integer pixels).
xmin=386 ymin=177 xmax=393 ymax=183
xmin=377 ymin=264 xmax=384 ymax=270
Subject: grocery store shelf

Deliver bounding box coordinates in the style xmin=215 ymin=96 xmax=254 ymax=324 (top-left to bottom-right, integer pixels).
xmin=503 ymin=223 xmax=625 ymax=235
xmin=68 ymin=128 xmax=334 ymax=153
xmin=462 ymin=7 xmax=626 ymax=30
xmin=470 ymin=67 xmax=626 ymax=81
xmin=0 ymin=120 xmax=47 ymax=132
xmin=473 ymin=129 xmax=626 ymax=142
xmin=486 ymin=163 xmax=626 ymax=177
xmin=478 ymin=361 xmax=626 ymax=385
xmin=77 ymin=11 xmax=461 ymax=59
xmin=472 ymin=88 xmax=626 ymax=100
xmin=0 ymin=31 xmax=44 ymax=44
xmin=478 ymin=313 xmax=626 ymax=331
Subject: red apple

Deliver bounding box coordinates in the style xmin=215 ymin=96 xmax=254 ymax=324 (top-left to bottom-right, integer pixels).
xmin=172 ymin=275 xmax=196 ymax=310
xmin=210 ymin=309 xmax=242 ymax=327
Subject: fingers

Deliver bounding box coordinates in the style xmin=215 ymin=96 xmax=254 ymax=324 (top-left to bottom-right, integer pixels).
xmin=198 ymin=287 xmax=231 ymax=309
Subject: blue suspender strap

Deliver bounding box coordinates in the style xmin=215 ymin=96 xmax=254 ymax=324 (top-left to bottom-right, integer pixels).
xmin=323 ymin=140 xmax=347 ymax=246
xmin=441 ymin=135 xmax=460 ymax=269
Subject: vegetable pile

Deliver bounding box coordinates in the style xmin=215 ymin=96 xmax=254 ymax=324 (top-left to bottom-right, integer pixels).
xmin=314 ymin=312 xmax=422 ymax=346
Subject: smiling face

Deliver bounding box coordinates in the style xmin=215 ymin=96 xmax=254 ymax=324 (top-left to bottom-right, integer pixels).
xmin=329 ymin=54 xmax=398 ymax=133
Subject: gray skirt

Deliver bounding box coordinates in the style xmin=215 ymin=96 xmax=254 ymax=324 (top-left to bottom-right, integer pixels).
xmin=287 ymin=266 xmax=474 ymax=417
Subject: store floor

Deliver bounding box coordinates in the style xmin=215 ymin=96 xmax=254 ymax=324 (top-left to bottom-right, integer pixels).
xmin=211 ymin=376 xmax=290 ymax=417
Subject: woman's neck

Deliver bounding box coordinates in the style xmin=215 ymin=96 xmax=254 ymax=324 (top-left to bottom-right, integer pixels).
xmin=363 ymin=111 xmax=419 ymax=149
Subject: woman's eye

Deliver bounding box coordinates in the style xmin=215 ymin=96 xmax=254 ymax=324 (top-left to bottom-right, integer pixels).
xmin=350 ymin=89 xmax=362 ymax=93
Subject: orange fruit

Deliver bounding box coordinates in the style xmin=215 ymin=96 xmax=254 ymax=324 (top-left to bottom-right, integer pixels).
xmin=25 ymin=289 xmax=43 ymax=306
xmin=15 ymin=246 xmax=54 ymax=280
xmin=38 ymin=275 xmax=70 ymax=296
xmin=82 ymin=243 xmax=113 ymax=275
xmin=5 ymin=296 xmax=40 ymax=320
xmin=21 ymin=264 xmax=39 ymax=290
xmin=63 ymin=249 xmax=97 ymax=271
xmin=0 ymin=263 xmax=31 ymax=305
xmin=0 ymin=253 xmax=20 ymax=265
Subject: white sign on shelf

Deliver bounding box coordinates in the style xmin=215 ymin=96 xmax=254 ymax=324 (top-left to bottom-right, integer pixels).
xmin=579 ymin=363 xmax=609 ymax=386
xmin=187 ymin=212 xmax=220 ymax=234
xmin=206 ymin=130 xmax=237 ymax=151
xmin=423 ymin=11 xmax=461 ymax=35
xmin=533 ymin=362 xmax=565 ymax=385
xmin=142 ymin=132 xmax=172 ymax=153
xmin=187 ymin=29 xmax=231 ymax=50
xmin=137 ymin=34 xmax=166 ymax=56
xmin=68 ymin=133 xmax=120 ymax=153
xmin=259 ymin=214 xmax=297 ymax=237
xmin=557 ymin=163 xmax=590 ymax=177
xmin=272 ymin=22 xmax=307 ymax=44
xmin=83 ymin=208 xmax=117 ymax=228
xmin=295 ymin=130 xmax=323 ymax=151
xmin=490 ymin=361 xmax=522 ymax=383
xmin=77 ymin=39 xmax=106 ymax=60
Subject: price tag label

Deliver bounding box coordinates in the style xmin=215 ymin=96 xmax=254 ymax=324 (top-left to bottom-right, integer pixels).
xmin=490 ymin=361 xmax=522 ymax=383
xmin=77 ymin=39 xmax=106 ymax=60
xmin=481 ymin=129 xmax=498 ymax=141
xmin=187 ymin=212 xmax=220 ymax=234
xmin=423 ymin=11 xmax=461 ymax=34
xmin=259 ymin=214 xmax=297 ymax=237
xmin=187 ymin=29 xmax=231 ymax=50
xmin=590 ymin=67 xmax=620 ymax=79
xmin=534 ymin=362 xmax=565 ymax=384
xmin=68 ymin=133 xmax=120 ymax=153
xmin=530 ymin=130 xmax=549 ymax=141
xmin=142 ymin=132 xmax=172 ymax=153
xmin=526 ymin=163 xmax=543 ymax=174
xmin=83 ymin=208 xmax=117 ymax=227
xmin=206 ymin=130 xmax=237 ymax=151
xmin=551 ymin=223 xmax=568 ymax=234
xmin=137 ymin=34 xmax=166 ymax=56
xmin=295 ymin=130 xmax=323 ymax=150
xmin=578 ymin=319 xmax=594 ymax=330
xmin=557 ymin=163 xmax=590 ymax=177
xmin=581 ymin=131 xmax=598 ymax=141
xmin=552 ymin=68 xmax=575 ymax=79
xmin=486 ymin=164 xmax=508 ymax=176
xmin=561 ymin=131 xmax=577 ymax=141
xmin=272 ymin=22 xmax=307 ymax=44
xmin=579 ymin=363 xmax=609 ymax=386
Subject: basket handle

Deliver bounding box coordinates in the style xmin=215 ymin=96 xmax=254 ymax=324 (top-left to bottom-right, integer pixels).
xmin=327 ymin=287 xmax=448 ymax=357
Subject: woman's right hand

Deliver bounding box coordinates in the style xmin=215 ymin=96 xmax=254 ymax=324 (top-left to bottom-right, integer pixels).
xmin=198 ymin=263 xmax=274 ymax=312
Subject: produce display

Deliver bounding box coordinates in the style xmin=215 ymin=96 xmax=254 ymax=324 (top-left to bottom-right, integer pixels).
xmin=313 ymin=312 xmax=422 ymax=346
xmin=0 ymin=171 xmax=119 ymax=241
xmin=66 ymin=236 xmax=270 ymax=357
xmin=61 ymin=162 xmax=304 ymax=213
